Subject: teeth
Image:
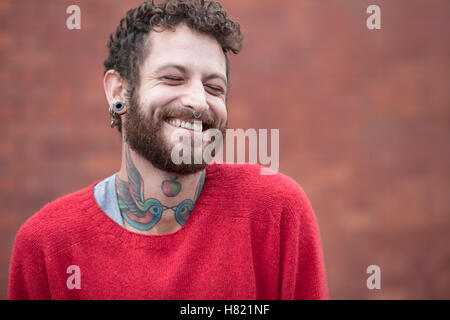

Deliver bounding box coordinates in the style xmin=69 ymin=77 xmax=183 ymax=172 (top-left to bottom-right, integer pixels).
xmin=167 ymin=119 xmax=202 ymax=132
xmin=193 ymin=121 xmax=203 ymax=132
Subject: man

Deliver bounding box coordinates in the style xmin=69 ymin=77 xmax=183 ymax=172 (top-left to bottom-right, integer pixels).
xmin=9 ymin=0 xmax=329 ymax=299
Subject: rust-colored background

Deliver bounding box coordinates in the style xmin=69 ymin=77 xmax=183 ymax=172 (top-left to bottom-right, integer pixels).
xmin=1 ymin=0 xmax=449 ymax=299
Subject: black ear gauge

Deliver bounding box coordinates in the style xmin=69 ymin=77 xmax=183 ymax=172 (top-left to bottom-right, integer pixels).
xmin=112 ymin=101 xmax=126 ymax=114
xmin=109 ymin=101 xmax=127 ymax=128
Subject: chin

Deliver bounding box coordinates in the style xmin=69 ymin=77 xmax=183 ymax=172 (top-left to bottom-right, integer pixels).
xmin=165 ymin=163 xmax=208 ymax=176
xmin=137 ymin=139 xmax=209 ymax=176
xmin=125 ymin=116 xmax=217 ymax=176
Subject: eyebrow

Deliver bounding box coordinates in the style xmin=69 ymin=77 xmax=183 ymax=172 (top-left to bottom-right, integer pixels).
xmin=154 ymin=64 xmax=228 ymax=87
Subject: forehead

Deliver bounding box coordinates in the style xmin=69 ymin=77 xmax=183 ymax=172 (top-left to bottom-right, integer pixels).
xmin=142 ymin=24 xmax=227 ymax=78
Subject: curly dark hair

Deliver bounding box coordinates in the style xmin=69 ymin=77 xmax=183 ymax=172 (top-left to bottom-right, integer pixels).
xmin=104 ymin=0 xmax=244 ymax=132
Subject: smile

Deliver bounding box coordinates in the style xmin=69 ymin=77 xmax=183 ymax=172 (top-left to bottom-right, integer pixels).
xmin=165 ymin=118 xmax=203 ymax=132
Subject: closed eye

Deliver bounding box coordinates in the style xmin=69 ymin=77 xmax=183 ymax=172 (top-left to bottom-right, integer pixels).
xmin=205 ymin=85 xmax=225 ymax=95
xmin=163 ymin=76 xmax=184 ymax=83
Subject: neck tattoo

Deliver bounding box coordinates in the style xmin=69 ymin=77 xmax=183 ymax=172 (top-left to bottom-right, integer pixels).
xmin=115 ymin=146 xmax=205 ymax=231
xmin=161 ymin=176 xmax=181 ymax=197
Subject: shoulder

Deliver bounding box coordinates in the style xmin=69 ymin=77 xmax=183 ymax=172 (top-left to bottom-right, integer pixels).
xmin=210 ymin=162 xmax=307 ymax=198
xmin=13 ymin=181 xmax=103 ymax=257
xmin=208 ymin=163 xmax=313 ymax=220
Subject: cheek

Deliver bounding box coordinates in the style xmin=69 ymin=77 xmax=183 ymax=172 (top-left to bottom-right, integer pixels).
xmin=209 ymin=98 xmax=227 ymax=123
xmin=138 ymin=86 xmax=177 ymax=114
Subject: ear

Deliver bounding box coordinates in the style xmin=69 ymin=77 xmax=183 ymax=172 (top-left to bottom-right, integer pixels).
xmin=103 ymin=70 xmax=128 ymax=105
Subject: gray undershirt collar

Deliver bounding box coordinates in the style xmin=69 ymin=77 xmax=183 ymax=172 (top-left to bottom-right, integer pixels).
xmin=94 ymin=173 xmax=124 ymax=227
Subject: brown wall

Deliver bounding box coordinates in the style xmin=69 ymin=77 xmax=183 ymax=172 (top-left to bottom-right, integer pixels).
xmin=1 ymin=0 xmax=449 ymax=299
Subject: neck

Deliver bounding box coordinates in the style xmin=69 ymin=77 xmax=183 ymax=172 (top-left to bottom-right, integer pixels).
xmin=116 ymin=142 xmax=205 ymax=235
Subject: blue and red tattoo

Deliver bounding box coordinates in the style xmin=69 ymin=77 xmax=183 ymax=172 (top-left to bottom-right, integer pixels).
xmin=115 ymin=146 xmax=205 ymax=231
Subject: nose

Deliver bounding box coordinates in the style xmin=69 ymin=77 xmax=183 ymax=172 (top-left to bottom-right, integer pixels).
xmin=180 ymin=80 xmax=209 ymax=116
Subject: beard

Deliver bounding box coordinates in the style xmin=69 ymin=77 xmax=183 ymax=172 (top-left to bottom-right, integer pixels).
xmin=123 ymin=91 xmax=227 ymax=175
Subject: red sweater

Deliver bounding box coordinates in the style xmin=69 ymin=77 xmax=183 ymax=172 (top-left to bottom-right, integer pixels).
xmin=8 ymin=163 xmax=329 ymax=300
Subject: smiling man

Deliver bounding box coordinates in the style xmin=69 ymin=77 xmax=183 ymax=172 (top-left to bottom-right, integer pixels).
xmin=109 ymin=21 xmax=230 ymax=235
xmin=9 ymin=0 xmax=329 ymax=300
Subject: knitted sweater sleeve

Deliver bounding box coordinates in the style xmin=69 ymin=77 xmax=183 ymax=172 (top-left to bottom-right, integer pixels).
xmin=8 ymin=220 xmax=51 ymax=300
xmin=278 ymin=183 xmax=329 ymax=300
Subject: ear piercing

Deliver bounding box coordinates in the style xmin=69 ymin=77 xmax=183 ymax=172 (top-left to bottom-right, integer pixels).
xmin=109 ymin=100 xmax=127 ymax=128
xmin=112 ymin=101 xmax=126 ymax=113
